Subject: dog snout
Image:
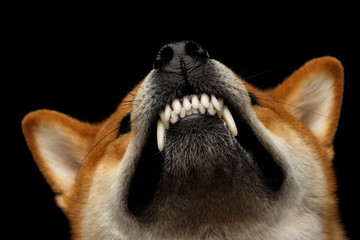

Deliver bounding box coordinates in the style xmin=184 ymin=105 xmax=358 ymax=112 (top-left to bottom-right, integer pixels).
xmin=153 ymin=41 xmax=209 ymax=74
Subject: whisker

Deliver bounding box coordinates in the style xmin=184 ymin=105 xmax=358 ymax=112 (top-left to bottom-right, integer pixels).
xmin=80 ymin=127 xmax=119 ymax=165
xmin=243 ymin=68 xmax=282 ymax=81
xmin=233 ymin=86 xmax=330 ymax=119
xmin=253 ymin=96 xmax=330 ymax=119
xmin=74 ymin=110 xmax=133 ymax=183
xmin=306 ymin=194 xmax=331 ymax=199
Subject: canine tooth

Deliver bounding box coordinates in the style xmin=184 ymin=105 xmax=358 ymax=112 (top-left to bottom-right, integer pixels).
xmin=157 ymin=120 xmax=166 ymax=152
xmin=192 ymin=95 xmax=200 ymax=109
xmin=159 ymin=109 xmax=166 ymax=122
xmin=170 ymin=111 xmax=179 ymax=124
xmin=183 ymin=98 xmax=191 ymax=111
xmin=172 ymin=99 xmax=182 ymax=114
xmin=211 ymin=95 xmax=221 ymax=111
xmin=218 ymin=98 xmax=224 ymax=109
xmin=200 ymin=93 xmax=210 ymax=108
xmin=165 ymin=104 xmax=171 ymax=121
xmin=208 ymin=103 xmax=216 ymax=115
xmin=222 ymin=105 xmax=238 ymax=136
xmin=159 ymin=110 xmax=169 ymax=129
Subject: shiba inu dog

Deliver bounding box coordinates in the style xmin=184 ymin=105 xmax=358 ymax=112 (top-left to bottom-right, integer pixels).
xmin=22 ymin=41 xmax=347 ymax=239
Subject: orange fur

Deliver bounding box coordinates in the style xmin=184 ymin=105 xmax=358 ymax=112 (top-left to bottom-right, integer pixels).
xmin=245 ymin=57 xmax=345 ymax=239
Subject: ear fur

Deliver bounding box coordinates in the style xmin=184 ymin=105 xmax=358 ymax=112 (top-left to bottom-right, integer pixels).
xmin=270 ymin=56 xmax=344 ymax=149
xmin=22 ymin=110 xmax=98 ymax=211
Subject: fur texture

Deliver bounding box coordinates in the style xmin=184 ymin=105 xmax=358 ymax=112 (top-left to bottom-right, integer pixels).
xmin=23 ymin=42 xmax=346 ymax=240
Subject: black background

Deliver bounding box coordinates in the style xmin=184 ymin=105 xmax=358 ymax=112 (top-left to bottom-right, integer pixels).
xmin=7 ymin=4 xmax=358 ymax=239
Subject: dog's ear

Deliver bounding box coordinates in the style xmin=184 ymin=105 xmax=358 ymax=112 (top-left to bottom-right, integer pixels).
xmin=270 ymin=57 xmax=344 ymax=152
xmin=22 ymin=110 xmax=99 ymax=211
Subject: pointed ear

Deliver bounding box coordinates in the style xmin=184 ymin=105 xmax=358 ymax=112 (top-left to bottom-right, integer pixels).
xmin=270 ymin=57 xmax=344 ymax=148
xmin=22 ymin=110 xmax=99 ymax=211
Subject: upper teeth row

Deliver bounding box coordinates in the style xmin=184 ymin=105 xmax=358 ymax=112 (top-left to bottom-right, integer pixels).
xmin=157 ymin=93 xmax=238 ymax=151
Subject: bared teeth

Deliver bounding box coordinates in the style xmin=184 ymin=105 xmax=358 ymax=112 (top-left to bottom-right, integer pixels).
xmin=159 ymin=109 xmax=169 ymax=129
xmin=156 ymin=94 xmax=238 ymax=152
xmin=183 ymin=98 xmax=191 ymax=111
xmin=170 ymin=111 xmax=179 ymax=124
xmin=157 ymin=120 xmax=166 ymax=152
xmin=200 ymin=93 xmax=210 ymax=108
xmin=222 ymin=105 xmax=238 ymax=136
xmin=164 ymin=104 xmax=171 ymax=121
xmin=208 ymin=103 xmax=216 ymax=115
xmin=191 ymin=95 xmax=200 ymax=109
xmin=172 ymin=99 xmax=182 ymax=115
xmin=211 ymin=94 xmax=222 ymax=112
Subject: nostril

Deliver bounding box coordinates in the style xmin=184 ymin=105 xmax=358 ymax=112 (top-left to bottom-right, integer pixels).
xmin=153 ymin=41 xmax=209 ymax=71
xmin=185 ymin=41 xmax=209 ymax=60
xmin=153 ymin=46 xmax=174 ymax=69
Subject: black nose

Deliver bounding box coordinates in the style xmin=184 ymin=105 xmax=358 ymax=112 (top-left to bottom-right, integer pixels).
xmin=153 ymin=41 xmax=209 ymax=72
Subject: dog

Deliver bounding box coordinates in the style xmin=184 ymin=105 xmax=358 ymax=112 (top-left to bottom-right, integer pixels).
xmin=22 ymin=41 xmax=347 ymax=239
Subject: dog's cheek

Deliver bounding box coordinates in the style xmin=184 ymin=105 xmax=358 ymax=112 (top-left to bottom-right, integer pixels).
xmin=253 ymin=107 xmax=284 ymax=136
xmin=79 ymin=158 xmax=123 ymax=237
xmin=106 ymin=134 xmax=132 ymax=166
xmin=81 ymin=135 xmax=131 ymax=211
xmin=253 ymin=106 xmax=302 ymax=145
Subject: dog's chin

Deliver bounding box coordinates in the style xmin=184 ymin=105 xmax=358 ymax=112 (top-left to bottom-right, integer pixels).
xmin=163 ymin=114 xmax=247 ymax=179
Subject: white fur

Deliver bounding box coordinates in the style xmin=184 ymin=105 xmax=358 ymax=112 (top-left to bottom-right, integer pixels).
xmin=287 ymin=73 xmax=335 ymax=141
xmin=36 ymin=124 xmax=81 ymax=192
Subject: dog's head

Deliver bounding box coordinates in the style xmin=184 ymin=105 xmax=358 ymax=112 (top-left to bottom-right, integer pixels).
xmin=23 ymin=41 xmax=346 ymax=239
